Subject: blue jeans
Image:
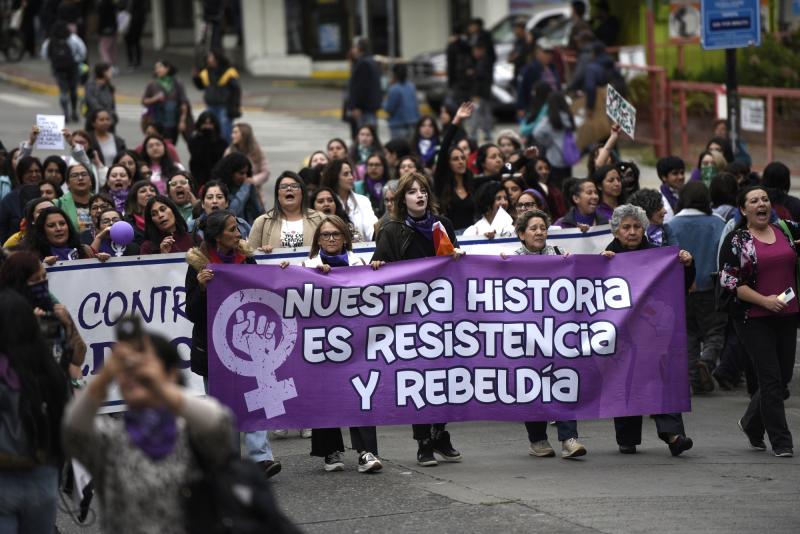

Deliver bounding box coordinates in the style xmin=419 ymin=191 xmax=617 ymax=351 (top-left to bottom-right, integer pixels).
xmin=525 ymin=420 xmax=578 ymax=442
xmin=357 ymin=111 xmax=377 ymax=128
xmin=208 ymin=105 xmax=232 ymax=143
xmin=203 ymin=378 xmax=274 ymax=462
xmin=0 ymin=464 xmax=59 ymax=534
xmin=389 ymin=124 xmax=413 ymax=141
xmin=244 ymin=431 xmax=274 ymax=462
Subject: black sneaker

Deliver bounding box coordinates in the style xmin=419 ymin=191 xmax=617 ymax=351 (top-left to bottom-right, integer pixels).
xmin=618 ymin=444 xmax=637 ymax=454
xmin=260 ymin=460 xmax=282 ymax=479
xmin=431 ymin=430 xmax=462 ymax=462
xmin=737 ymin=419 xmax=767 ymax=451
xmin=696 ymin=361 xmax=715 ymax=393
xmin=773 ymin=448 xmax=794 ymax=458
xmin=668 ymin=435 xmax=693 ymax=456
xmin=417 ymin=439 xmax=438 ymax=466
xmin=324 ymin=451 xmax=345 ymax=472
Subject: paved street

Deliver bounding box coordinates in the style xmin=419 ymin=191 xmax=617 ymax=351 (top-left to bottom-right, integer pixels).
xmin=55 ymin=389 xmax=800 ymax=533
xmin=1 ymin=56 xmax=798 ymax=534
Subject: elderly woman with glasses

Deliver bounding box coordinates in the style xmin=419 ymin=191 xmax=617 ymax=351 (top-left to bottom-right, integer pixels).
xmin=601 ymin=204 xmax=696 ymax=456
xmin=501 ymin=209 xmax=588 ymax=459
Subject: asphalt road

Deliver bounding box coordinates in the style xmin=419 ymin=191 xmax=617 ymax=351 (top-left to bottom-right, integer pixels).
xmin=1 ymin=81 xmax=797 ymax=534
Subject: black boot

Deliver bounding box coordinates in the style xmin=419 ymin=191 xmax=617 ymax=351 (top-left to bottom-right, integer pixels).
xmin=416 ymin=439 xmax=437 ymax=466
xmin=431 ymin=429 xmax=462 ymax=462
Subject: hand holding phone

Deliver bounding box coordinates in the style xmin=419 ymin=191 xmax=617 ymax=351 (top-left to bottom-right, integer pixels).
xmin=778 ymin=287 xmax=796 ymax=304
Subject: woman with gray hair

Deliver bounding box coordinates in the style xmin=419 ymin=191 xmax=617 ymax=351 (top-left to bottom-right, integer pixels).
xmin=601 ymin=204 xmax=696 ymax=456
xmin=628 ymin=188 xmax=671 ymax=247
xmin=501 ymin=208 xmax=587 ymax=459
xmin=373 ymin=179 xmax=400 ymax=239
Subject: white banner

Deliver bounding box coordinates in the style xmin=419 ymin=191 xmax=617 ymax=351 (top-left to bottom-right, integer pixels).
xmin=47 ymin=226 xmax=612 ymax=412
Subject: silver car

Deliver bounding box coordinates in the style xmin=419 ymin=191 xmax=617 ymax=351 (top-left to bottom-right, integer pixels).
xmin=408 ymin=3 xmax=578 ymax=115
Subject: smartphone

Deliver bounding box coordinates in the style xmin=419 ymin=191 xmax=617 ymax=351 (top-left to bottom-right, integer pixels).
xmin=778 ymin=287 xmax=796 ymax=304
xmin=115 ymin=315 xmax=145 ymax=351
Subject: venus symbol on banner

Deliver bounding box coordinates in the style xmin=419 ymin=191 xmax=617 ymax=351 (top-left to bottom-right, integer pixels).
xmin=211 ymin=289 xmax=298 ymax=418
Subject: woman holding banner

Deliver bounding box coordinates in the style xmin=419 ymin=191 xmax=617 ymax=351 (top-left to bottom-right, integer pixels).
xmin=719 ymin=186 xmax=800 ymax=458
xmin=501 ymin=209 xmax=588 ymax=459
xmin=601 ymin=204 xmax=695 ymax=456
xmin=281 ymin=215 xmax=382 ymax=473
xmin=371 ymin=171 xmax=464 ymax=467
xmin=185 ymin=209 xmax=282 ymax=478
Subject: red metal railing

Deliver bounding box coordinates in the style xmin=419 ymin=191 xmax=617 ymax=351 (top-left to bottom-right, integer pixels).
xmin=669 ymin=80 xmax=800 ymax=163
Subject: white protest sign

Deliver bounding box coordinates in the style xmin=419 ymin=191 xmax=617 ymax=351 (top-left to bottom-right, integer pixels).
xmin=740 ymin=98 xmax=765 ymax=132
xmin=46 ymin=226 xmax=612 ymax=412
xmin=35 ymin=114 xmax=65 ymax=150
xmin=605 ymin=84 xmax=636 ymax=139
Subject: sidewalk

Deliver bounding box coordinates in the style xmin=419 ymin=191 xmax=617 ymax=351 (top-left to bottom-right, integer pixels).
xmin=0 ymin=40 xmax=346 ymax=116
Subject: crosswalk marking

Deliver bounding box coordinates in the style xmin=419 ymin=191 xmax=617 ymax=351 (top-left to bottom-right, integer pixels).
xmin=0 ymin=93 xmax=49 ymax=108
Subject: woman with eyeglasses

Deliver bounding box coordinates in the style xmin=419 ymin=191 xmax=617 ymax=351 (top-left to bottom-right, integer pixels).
xmin=166 ymin=171 xmax=198 ymax=223
xmin=139 ymin=195 xmax=197 ymax=255
xmin=248 ymin=171 xmax=323 ymax=253
xmin=278 ymin=215 xmax=381 ymax=473
xmin=78 ymin=192 xmax=114 ymax=245
xmin=54 ymin=163 xmax=96 ymax=235
xmin=88 ymin=208 xmax=140 ymax=257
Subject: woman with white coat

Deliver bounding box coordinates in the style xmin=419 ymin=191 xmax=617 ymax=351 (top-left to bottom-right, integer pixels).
xmin=321 ymin=159 xmax=377 ymax=241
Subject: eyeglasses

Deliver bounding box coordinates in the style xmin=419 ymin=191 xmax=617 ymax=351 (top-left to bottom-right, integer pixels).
xmin=100 ymin=217 xmax=121 ymax=225
xmin=320 ymin=231 xmax=342 ymax=241
xmin=69 ymin=172 xmax=90 ymax=179
xmin=169 ymin=179 xmax=189 ymax=186
xmin=367 ymin=162 xmax=384 ymax=167
xmin=516 ymin=202 xmax=538 ymax=211
xmin=278 ymin=183 xmax=301 ymax=191
xmin=91 ymin=204 xmax=112 ymax=212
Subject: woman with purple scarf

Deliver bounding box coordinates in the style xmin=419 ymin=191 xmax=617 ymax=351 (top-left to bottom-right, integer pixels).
xmin=24 ymin=206 xmax=94 ymax=264
xmin=282 ymin=215 xmax=382 ymax=474
xmin=63 ymin=323 xmax=236 ymax=534
xmin=371 ymin=172 xmax=465 ymax=467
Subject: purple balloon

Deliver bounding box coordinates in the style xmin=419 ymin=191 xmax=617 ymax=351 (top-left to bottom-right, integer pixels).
xmin=109 ymin=221 xmax=134 ymax=246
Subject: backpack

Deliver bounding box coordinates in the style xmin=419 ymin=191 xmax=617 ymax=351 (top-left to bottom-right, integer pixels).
xmin=561 ymin=130 xmax=581 ymax=167
xmin=183 ymin=443 xmax=301 ymax=534
xmin=49 ymin=38 xmax=76 ymax=73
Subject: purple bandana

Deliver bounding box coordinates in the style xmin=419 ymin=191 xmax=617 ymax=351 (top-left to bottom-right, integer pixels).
xmin=124 ymin=407 xmax=178 ymax=460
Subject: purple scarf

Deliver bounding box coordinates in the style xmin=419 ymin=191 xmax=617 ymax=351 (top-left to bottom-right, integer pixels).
xmin=111 ymin=188 xmax=129 ymax=214
xmin=50 ymin=246 xmax=78 ymax=261
xmin=124 ymin=407 xmax=178 ymax=460
xmin=320 ymin=250 xmax=350 ymax=267
xmin=405 ymin=212 xmax=435 ymax=241
xmin=660 ymin=183 xmax=679 ymax=211
xmin=574 ymin=210 xmax=596 ymax=226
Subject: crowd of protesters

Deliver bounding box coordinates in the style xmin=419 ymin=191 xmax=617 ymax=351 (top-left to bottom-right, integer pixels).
xmin=0 ymin=7 xmax=798 ymax=532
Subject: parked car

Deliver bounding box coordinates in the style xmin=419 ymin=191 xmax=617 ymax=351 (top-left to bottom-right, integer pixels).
xmin=408 ymin=2 xmax=584 ymax=116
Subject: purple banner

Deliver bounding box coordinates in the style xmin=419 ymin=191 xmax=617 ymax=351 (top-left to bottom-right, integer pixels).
xmin=208 ymin=248 xmax=690 ymax=431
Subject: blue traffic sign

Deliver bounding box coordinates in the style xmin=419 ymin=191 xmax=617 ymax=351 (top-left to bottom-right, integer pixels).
xmin=701 ymin=0 xmax=761 ymax=50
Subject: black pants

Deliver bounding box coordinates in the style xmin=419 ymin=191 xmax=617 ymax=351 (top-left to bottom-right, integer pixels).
xmin=614 ymin=413 xmax=686 ymax=446
xmin=125 ymin=19 xmax=145 ymax=67
xmin=310 ymin=427 xmax=378 ymax=457
xmin=412 ymin=423 xmax=446 ymax=441
xmin=734 ymin=315 xmax=796 ymax=450
xmin=715 ymin=318 xmax=758 ymax=394
xmin=686 ymin=290 xmax=727 ymax=383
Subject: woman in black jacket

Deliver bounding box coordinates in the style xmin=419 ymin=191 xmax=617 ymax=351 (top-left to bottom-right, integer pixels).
xmin=371 ymin=171 xmax=464 ymax=467
xmin=184 ymin=209 xmax=281 ymax=478
xmin=601 ymin=204 xmax=695 ymax=457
